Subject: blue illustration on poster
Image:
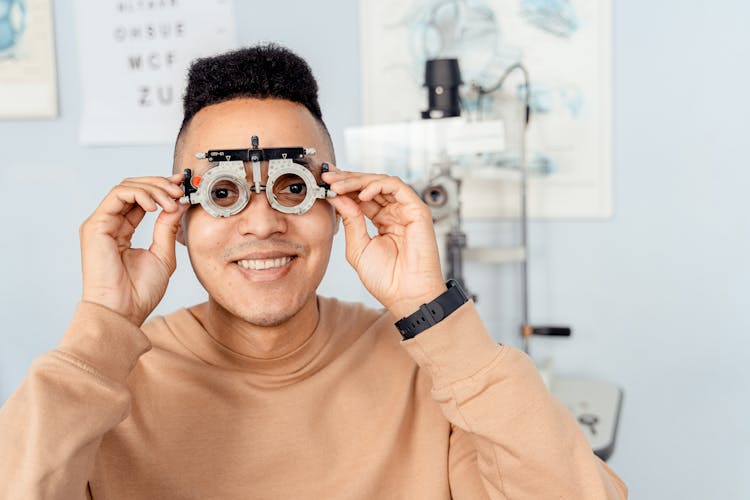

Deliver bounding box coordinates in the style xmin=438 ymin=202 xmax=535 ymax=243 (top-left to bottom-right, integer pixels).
xmin=393 ymin=0 xmax=587 ymax=175
xmin=519 ymin=0 xmax=579 ymax=38
xmin=0 ymin=0 xmax=26 ymax=59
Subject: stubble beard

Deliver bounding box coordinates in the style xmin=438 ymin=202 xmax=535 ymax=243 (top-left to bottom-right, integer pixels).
xmin=232 ymin=292 xmax=311 ymax=328
xmin=203 ymin=274 xmax=317 ymax=329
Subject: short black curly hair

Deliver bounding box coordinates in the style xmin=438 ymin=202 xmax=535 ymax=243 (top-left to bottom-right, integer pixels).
xmin=173 ymin=43 xmax=333 ymax=166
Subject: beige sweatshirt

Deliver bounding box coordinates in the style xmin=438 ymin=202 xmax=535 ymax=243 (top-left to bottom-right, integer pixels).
xmin=0 ymin=297 xmax=626 ymax=499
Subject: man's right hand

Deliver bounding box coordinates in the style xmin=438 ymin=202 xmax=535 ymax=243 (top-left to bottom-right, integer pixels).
xmin=79 ymin=174 xmax=188 ymax=326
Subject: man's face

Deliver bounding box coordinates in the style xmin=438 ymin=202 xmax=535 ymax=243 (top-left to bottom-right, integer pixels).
xmin=176 ymin=98 xmax=338 ymax=327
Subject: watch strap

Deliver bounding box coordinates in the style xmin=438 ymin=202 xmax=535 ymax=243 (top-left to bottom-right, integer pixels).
xmin=395 ymin=280 xmax=469 ymax=340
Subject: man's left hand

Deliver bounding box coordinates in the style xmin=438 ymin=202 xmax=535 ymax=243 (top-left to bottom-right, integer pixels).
xmin=323 ymin=169 xmax=447 ymax=319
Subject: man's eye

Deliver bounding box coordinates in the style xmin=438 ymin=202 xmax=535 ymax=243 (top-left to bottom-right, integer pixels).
xmin=209 ymin=180 xmax=241 ymax=207
xmin=282 ymin=183 xmax=306 ymax=195
xmin=213 ymin=188 xmax=230 ymax=199
xmin=272 ymin=174 xmax=308 ymax=207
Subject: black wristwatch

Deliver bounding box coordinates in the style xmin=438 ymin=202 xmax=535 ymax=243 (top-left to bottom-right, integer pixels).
xmin=395 ymin=280 xmax=469 ymax=340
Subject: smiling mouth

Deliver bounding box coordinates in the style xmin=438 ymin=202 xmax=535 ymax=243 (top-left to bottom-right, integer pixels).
xmin=236 ymin=256 xmax=295 ymax=270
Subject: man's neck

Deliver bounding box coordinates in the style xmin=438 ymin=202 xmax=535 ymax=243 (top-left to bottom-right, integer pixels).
xmin=190 ymin=296 xmax=320 ymax=359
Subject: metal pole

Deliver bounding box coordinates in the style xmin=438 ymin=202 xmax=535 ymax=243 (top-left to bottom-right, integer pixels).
xmin=520 ymin=126 xmax=530 ymax=352
xmin=518 ymin=68 xmax=531 ymax=354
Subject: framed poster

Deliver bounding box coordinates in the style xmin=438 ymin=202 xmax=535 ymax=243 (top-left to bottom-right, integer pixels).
xmin=359 ymin=0 xmax=613 ymax=218
xmin=0 ymin=0 xmax=58 ymax=119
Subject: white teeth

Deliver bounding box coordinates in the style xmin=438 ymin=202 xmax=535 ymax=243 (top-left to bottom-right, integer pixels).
xmin=237 ymin=256 xmax=293 ymax=270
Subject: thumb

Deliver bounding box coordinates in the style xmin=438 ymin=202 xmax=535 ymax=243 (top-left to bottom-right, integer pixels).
xmin=327 ymin=195 xmax=371 ymax=267
xmin=149 ymin=205 xmax=186 ymax=273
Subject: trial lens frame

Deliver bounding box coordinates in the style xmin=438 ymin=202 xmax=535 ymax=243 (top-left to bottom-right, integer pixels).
xmin=180 ymin=135 xmax=335 ymax=217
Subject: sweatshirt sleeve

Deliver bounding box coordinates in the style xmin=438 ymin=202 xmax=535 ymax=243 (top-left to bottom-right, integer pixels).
xmin=401 ymin=301 xmax=628 ymax=499
xmin=0 ymin=302 xmax=151 ymax=500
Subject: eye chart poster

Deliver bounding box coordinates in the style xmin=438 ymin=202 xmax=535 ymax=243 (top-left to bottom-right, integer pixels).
xmin=74 ymin=0 xmax=237 ymax=145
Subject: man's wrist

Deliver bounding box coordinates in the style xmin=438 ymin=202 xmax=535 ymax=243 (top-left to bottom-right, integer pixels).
xmin=394 ymin=280 xmax=469 ymax=339
xmin=387 ymin=283 xmax=448 ymax=320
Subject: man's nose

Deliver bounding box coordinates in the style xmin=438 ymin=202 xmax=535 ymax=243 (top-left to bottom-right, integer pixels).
xmin=235 ymin=191 xmax=287 ymax=239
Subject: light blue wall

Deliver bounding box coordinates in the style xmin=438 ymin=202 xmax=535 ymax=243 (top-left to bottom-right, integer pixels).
xmin=1 ymin=1 xmax=748 ymax=498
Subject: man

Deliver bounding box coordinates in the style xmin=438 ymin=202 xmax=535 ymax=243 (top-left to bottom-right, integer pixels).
xmin=0 ymin=44 xmax=626 ymax=499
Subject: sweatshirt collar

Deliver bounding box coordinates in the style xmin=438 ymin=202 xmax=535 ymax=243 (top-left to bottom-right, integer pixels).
xmin=164 ymin=296 xmax=334 ymax=379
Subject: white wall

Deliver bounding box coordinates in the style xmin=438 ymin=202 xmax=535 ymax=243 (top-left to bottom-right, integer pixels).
xmin=1 ymin=1 xmax=748 ymax=498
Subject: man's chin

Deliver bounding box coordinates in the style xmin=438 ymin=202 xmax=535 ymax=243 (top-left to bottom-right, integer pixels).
xmin=238 ymin=311 xmax=297 ymax=328
xmin=220 ymin=296 xmax=312 ymax=328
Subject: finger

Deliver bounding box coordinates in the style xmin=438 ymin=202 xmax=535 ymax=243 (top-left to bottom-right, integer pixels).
xmin=321 ymin=168 xmax=354 ymax=182
xmin=327 ymin=174 xmax=407 ymax=201
xmin=348 ymin=187 xmax=389 ymax=208
xmin=326 ymin=195 xmax=371 ymax=267
xmin=382 ymin=193 xmax=398 ymax=205
xmin=149 ymin=203 xmax=188 ymax=273
xmin=98 ymin=186 xmax=159 ymax=216
xmin=124 ymin=174 xmax=185 ymax=195
xmin=373 ymin=194 xmax=388 ymax=206
xmin=164 ymin=172 xmax=187 ymax=193
xmin=124 ymin=204 xmax=147 ymax=230
xmin=81 ymin=181 xmax=185 ymax=249
xmin=357 ymin=177 xmax=421 ymax=206
xmin=326 ymin=179 xmax=384 ymax=220
xmin=121 ymin=181 xmax=181 ymax=211
xmin=167 ymin=172 xmax=185 ymax=183
xmin=323 ymin=168 xmax=384 ymax=178
xmin=324 ymin=170 xmax=386 ymax=183
xmin=325 ymin=172 xmax=389 ymax=195
xmin=342 ymin=196 xmax=401 ymax=231
xmin=357 ymin=199 xmax=383 ymax=220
